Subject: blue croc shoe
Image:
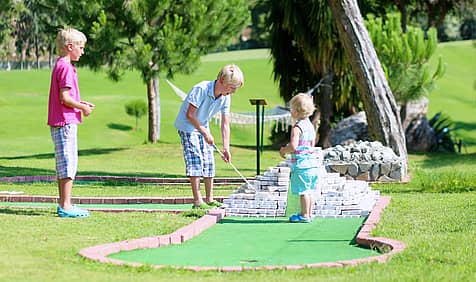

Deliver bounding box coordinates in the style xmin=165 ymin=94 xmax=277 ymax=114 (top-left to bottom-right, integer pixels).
xmin=57 ymin=206 xmax=90 ymax=218
xmin=289 ymin=214 xmax=311 ymax=223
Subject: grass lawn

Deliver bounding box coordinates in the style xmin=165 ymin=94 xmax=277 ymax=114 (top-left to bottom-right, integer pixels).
xmin=0 ymin=42 xmax=475 ymax=281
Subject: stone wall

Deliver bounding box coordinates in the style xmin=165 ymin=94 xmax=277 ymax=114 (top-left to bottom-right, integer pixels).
xmin=323 ymin=141 xmax=405 ymax=182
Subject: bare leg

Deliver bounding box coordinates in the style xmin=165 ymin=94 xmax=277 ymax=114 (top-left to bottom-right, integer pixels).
xmin=204 ymin=177 xmax=214 ymax=203
xmin=190 ymin=176 xmax=204 ymax=206
xmin=58 ymin=178 xmax=73 ymax=210
xmin=300 ymin=194 xmax=313 ymax=219
xmin=307 ymin=195 xmax=314 ymax=218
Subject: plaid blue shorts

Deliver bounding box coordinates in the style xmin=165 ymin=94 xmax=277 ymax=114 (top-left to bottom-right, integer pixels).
xmin=50 ymin=124 xmax=78 ymax=179
xmin=178 ymin=131 xmax=215 ymax=177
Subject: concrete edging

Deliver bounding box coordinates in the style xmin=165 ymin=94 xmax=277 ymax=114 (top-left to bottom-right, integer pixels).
xmin=78 ymin=196 xmax=406 ymax=271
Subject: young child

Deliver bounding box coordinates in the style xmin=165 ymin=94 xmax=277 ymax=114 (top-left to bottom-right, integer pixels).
xmin=47 ymin=28 xmax=95 ymax=218
xmin=174 ymin=64 xmax=244 ymax=209
xmin=280 ymin=93 xmax=319 ymax=223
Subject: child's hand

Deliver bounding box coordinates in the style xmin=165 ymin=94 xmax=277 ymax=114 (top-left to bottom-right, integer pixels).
xmin=81 ymin=101 xmax=95 ymax=108
xmin=80 ymin=101 xmax=95 ymax=116
xmin=279 ymin=147 xmax=287 ymax=158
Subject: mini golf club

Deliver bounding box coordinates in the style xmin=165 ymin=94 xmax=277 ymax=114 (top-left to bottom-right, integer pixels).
xmin=212 ymin=144 xmax=255 ymax=190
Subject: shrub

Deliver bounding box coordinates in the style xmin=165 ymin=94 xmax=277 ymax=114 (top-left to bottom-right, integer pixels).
xmin=125 ymin=100 xmax=147 ymax=130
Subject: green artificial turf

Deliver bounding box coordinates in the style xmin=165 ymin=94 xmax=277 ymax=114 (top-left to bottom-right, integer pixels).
xmin=110 ymin=216 xmax=379 ymax=267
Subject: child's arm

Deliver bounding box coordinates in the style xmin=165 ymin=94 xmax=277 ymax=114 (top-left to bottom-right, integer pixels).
xmin=279 ymin=125 xmax=302 ymax=158
xmin=59 ymin=88 xmax=94 ymax=116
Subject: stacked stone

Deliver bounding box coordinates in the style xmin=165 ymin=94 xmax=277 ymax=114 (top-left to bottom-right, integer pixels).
xmin=223 ymin=166 xmax=290 ymax=217
xmin=323 ymin=141 xmax=405 ymax=182
xmin=223 ymin=147 xmax=380 ymax=218
xmin=314 ymin=172 xmax=380 ymax=217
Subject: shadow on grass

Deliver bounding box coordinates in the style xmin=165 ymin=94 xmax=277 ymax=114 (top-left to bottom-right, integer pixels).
xmin=0 ymin=208 xmax=48 ymax=216
xmin=0 ymin=165 xmax=55 ymax=177
xmin=231 ymin=144 xmax=276 ymax=151
xmin=0 ymin=147 xmax=128 ymax=160
xmin=454 ymin=121 xmax=476 ymax=133
xmin=413 ymin=152 xmax=476 ymax=169
xmin=78 ymin=171 xmax=182 ymax=178
xmin=0 ymin=165 xmax=182 ymax=179
xmin=107 ymin=123 xmax=133 ymax=131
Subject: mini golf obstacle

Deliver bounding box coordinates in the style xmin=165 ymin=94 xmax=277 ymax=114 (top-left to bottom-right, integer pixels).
xmin=223 ymin=147 xmax=380 ymax=218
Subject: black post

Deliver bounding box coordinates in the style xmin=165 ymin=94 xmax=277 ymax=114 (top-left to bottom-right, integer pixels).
xmin=249 ymin=99 xmax=267 ymax=175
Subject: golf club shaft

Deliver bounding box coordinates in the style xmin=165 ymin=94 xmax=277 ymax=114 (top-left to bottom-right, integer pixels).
xmin=212 ymin=144 xmax=253 ymax=186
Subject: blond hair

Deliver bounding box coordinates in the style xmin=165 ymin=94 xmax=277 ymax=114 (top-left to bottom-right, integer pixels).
xmin=290 ymin=93 xmax=316 ymax=119
xmin=217 ymin=64 xmax=244 ymax=87
xmin=56 ymin=28 xmax=87 ymax=56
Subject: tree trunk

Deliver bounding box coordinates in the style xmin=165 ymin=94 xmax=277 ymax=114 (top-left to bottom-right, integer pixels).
xmin=154 ymin=70 xmax=161 ymax=141
xmin=317 ymin=72 xmax=334 ymax=149
xmin=396 ymin=0 xmax=407 ymax=33
xmin=328 ymin=0 xmax=408 ymax=174
xmin=147 ymin=76 xmax=158 ymax=143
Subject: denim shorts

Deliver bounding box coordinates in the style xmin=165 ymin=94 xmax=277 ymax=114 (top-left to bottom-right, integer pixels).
xmin=178 ymin=131 xmax=215 ymax=177
xmin=50 ymin=124 xmax=78 ymax=179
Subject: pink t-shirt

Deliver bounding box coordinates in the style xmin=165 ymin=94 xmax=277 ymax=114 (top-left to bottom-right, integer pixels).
xmin=47 ymin=57 xmax=82 ymax=126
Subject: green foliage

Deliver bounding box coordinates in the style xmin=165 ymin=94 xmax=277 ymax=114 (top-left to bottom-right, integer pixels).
xmin=428 ymin=112 xmax=458 ymax=152
xmin=413 ymin=169 xmax=476 ymax=192
xmin=125 ymin=99 xmax=147 ymax=130
xmin=74 ymin=0 xmax=248 ymax=142
xmin=366 ymin=13 xmax=446 ymax=104
xmin=83 ymin=0 xmax=248 ymax=82
xmin=0 ymin=0 xmax=14 ymax=58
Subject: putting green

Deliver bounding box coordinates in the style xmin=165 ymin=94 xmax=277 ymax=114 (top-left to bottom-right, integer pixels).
xmin=1 ymin=201 xmax=381 ymax=267
xmin=110 ymin=216 xmax=379 ymax=267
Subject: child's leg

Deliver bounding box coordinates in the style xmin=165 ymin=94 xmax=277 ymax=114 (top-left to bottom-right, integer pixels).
xmin=204 ymin=177 xmax=215 ymax=203
xmin=190 ymin=176 xmax=204 ymax=206
xmin=300 ymin=194 xmax=312 ymax=219
xmin=307 ymin=194 xmax=314 ymax=218
xmin=58 ymin=178 xmax=73 ymax=210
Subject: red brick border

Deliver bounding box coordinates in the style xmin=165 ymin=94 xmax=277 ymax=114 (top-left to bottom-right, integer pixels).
xmin=78 ymin=196 xmax=406 ymax=271
xmin=0 ymin=195 xmax=224 ymax=206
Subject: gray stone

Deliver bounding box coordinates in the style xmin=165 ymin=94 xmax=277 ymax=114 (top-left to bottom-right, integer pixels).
xmin=371 ymin=151 xmax=382 ymax=161
xmin=377 ymin=175 xmax=395 ymax=182
xmin=356 ymin=171 xmax=369 ymax=181
xmin=381 ymin=147 xmax=397 ymax=161
xmin=370 ymin=164 xmax=380 ymax=180
xmin=389 ymin=167 xmax=403 ymax=181
xmin=359 ymin=162 xmax=372 ymax=172
xmin=329 ymin=163 xmax=348 ymax=175
xmin=329 ymin=111 xmax=370 ymax=145
xmin=380 ymin=162 xmax=392 ymax=175
xmin=342 ymin=150 xmax=351 ymax=161
xmin=348 ymin=163 xmax=359 ymax=177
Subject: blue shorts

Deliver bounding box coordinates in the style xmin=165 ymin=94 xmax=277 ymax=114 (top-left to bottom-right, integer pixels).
xmin=50 ymin=124 xmax=78 ymax=179
xmin=178 ymin=131 xmax=215 ymax=177
xmin=290 ymin=167 xmax=318 ymax=195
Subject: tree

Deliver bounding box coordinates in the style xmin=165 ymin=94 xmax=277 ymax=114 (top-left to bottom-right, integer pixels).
xmin=328 ymin=0 xmax=407 ymax=170
xmin=76 ymin=0 xmax=247 ymax=143
xmin=366 ymin=13 xmax=445 ymax=128
xmin=267 ymin=0 xmax=356 ymax=148
xmin=0 ymin=0 xmax=15 ymax=62
xmin=125 ymin=100 xmax=147 ymax=131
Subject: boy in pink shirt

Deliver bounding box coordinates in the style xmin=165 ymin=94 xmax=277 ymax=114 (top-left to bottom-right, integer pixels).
xmin=47 ymin=28 xmax=95 ymax=218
